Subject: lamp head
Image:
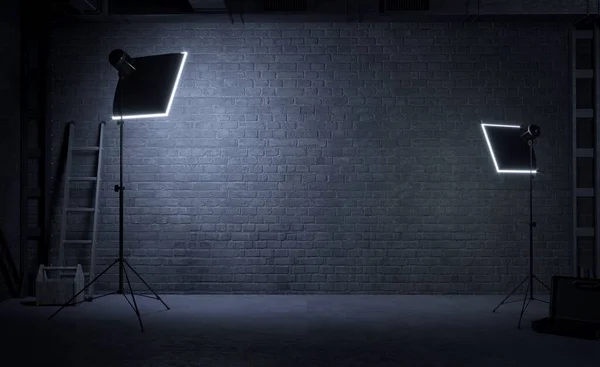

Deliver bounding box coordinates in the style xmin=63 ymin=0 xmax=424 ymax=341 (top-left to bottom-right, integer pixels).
xmin=519 ymin=124 xmax=540 ymax=142
xmin=109 ymin=49 xmax=136 ymax=79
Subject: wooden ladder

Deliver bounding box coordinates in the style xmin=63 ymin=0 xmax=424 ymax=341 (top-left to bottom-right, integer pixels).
xmin=54 ymin=121 xmax=105 ymax=298
xmin=0 ymin=227 xmax=20 ymax=298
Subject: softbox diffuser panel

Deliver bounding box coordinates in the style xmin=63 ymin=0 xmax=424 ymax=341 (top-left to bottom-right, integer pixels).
xmin=481 ymin=123 xmax=537 ymax=174
xmin=112 ymin=52 xmax=187 ymax=120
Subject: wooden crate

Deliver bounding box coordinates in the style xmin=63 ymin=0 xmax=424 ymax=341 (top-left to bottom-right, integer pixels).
xmin=36 ymin=264 xmax=85 ymax=306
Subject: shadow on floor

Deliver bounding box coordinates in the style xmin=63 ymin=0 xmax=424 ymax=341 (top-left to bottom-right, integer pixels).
xmin=0 ymin=295 xmax=598 ymax=367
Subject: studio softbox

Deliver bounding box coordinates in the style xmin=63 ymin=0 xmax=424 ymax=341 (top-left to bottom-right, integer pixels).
xmin=481 ymin=123 xmax=537 ymax=174
xmin=111 ymin=50 xmax=188 ymax=120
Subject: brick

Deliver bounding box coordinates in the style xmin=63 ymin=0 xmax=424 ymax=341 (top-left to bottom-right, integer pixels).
xmin=43 ymin=21 xmax=574 ymax=295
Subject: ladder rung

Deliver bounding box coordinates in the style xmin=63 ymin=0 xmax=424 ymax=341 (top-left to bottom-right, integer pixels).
xmin=67 ymin=207 xmax=95 ymax=212
xmin=72 ymin=146 xmax=100 ymax=152
xmin=27 ymin=227 xmax=41 ymax=239
xmin=575 ymin=69 xmax=594 ymax=79
xmin=576 ymin=227 xmax=594 ymax=237
xmin=68 ymin=176 xmax=98 ymax=181
xmin=27 ymin=188 xmax=41 ymax=198
xmin=63 ymin=240 xmax=93 ymax=245
xmin=574 ymin=30 xmax=594 ymax=40
xmin=576 ymin=109 xmax=594 ymax=118
xmin=576 ymin=188 xmax=594 ymax=197
xmin=576 ymin=148 xmax=594 ymax=158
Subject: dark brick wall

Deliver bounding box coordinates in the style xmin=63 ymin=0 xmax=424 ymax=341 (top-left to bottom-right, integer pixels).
xmin=478 ymin=0 xmax=592 ymax=14
xmin=0 ymin=1 xmax=20 ymax=301
xmin=49 ymin=21 xmax=572 ymax=294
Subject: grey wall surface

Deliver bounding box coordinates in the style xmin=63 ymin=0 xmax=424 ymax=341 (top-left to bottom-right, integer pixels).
xmin=0 ymin=1 xmax=20 ymax=300
xmin=49 ymin=21 xmax=572 ymax=294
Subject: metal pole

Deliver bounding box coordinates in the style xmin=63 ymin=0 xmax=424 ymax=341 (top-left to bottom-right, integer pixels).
xmin=19 ymin=3 xmax=31 ymax=297
xmin=529 ymin=140 xmax=535 ymax=298
xmin=571 ymin=27 xmax=579 ymax=277
xmin=594 ymin=23 xmax=600 ymax=279
xmin=119 ymin=119 xmax=124 ymax=294
xmin=41 ymin=20 xmax=52 ymax=271
xmin=117 ymin=78 xmax=125 ymax=295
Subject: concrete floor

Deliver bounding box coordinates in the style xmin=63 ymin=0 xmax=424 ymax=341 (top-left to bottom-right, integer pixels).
xmin=0 ymin=295 xmax=598 ymax=367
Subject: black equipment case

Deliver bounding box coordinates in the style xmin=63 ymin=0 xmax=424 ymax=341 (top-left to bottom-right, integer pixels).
xmin=531 ymin=276 xmax=600 ymax=340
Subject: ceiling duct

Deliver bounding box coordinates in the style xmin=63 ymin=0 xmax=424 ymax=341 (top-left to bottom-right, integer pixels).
xmin=71 ymin=0 xmax=100 ymax=13
xmin=380 ymin=0 xmax=430 ymax=12
xmin=187 ymin=0 xmax=228 ymax=11
xmin=263 ymin=0 xmax=310 ymax=12
xmin=51 ymin=0 xmax=101 ymax=14
xmin=187 ymin=0 xmax=314 ymax=14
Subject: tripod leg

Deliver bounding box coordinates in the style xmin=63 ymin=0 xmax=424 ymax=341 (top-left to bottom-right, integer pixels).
xmin=493 ymin=276 xmax=528 ymax=313
xmin=120 ymin=288 xmax=139 ymax=314
xmin=530 ymin=276 xmax=550 ymax=303
xmin=49 ymin=259 xmax=119 ymax=320
xmin=517 ymin=280 xmax=532 ymax=329
xmin=532 ymin=275 xmax=551 ymax=291
xmin=122 ymin=264 xmax=144 ymax=332
xmin=519 ymin=298 xmax=533 ymax=328
xmin=124 ymin=259 xmax=170 ymax=310
xmin=123 ymin=267 xmax=144 ymax=332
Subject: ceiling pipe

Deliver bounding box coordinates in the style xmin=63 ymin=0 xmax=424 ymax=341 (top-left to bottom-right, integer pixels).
xmin=575 ymin=0 xmax=592 ymax=25
xmin=69 ymin=0 xmax=102 ymax=14
xmin=583 ymin=0 xmax=600 ymax=25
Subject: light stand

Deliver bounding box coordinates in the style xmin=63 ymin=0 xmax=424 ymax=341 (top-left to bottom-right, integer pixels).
xmin=481 ymin=123 xmax=551 ymax=329
xmin=49 ymin=49 xmax=187 ymax=332
xmin=492 ymin=138 xmax=550 ymax=328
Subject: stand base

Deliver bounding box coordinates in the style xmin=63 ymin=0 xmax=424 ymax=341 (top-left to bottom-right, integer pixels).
xmin=493 ymin=275 xmax=551 ymax=329
xmin=48 ymin=257 xmax=169 ymax=332
xmin=84 ymin=291 xmax=164 ymax=303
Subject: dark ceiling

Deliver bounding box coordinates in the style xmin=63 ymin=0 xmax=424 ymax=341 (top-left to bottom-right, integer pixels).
xmin=108 ymin=0 xmax=195 ymax=14
xmin=48 ymin=0 xmax=597 ymax=24
xmin=50 ymin=0 xmax=195 ymax=15
xmin=49 ymin=0 xmax=443 ymax=22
